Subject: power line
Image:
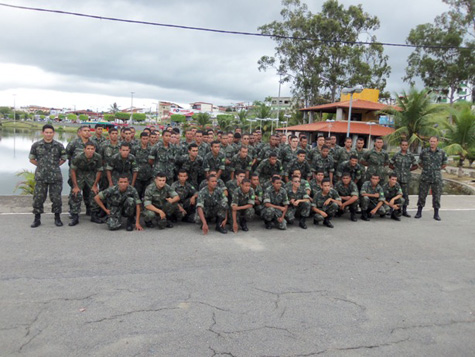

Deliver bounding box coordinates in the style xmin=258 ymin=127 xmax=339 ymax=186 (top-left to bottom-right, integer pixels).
xmin=0 ymin=2 xmax=469 ymax=50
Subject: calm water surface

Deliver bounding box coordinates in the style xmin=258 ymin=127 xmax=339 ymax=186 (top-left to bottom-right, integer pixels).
xmin=0 ymin=129 xmax=75 ymax=195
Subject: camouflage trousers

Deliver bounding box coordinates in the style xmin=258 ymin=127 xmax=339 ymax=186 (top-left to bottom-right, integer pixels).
xmin=195 ymin=204 xmax=228 ymax=224
xmin=340 ymin=197 xmax=359 ymax=211
xmin=180 ymin=197 xmax=197 ymax=220
xmin=134 ymin=178 xmax=151 ymax=200
xmin=254 ymin=203 xmax=263 ymax=217
xmin=229 ymin=207 xmax=255 ymax=225
xmin=360 ymin=197 xmax=387 ymax=215
xmin=261 ymin=207 xmax=287 ymax=230
xmin=68 ymin=183 xmax=94 ymax=215
xmin=417 ymin=180 xmax=443 ymax=209
xmin=286 ymin=202 xmax=311 ymax=221
xmin=107 ymin=197 xmax=136 ymax=230
xmin=313 ymin=202 xmax=338 ymax=222
xmin=143 ymin=202 xmax=182 ymax=228
xmin=383 ymin=197 xmax=405 ymax=212
xmin=400 ymin=182 xmax=410 ymax=207
xmin=32 ymin=181 xmax=63 ymax=214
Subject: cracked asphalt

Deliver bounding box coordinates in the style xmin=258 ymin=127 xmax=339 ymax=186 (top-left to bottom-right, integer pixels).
xmin=1 ymin=197 xmax=474 ymax=356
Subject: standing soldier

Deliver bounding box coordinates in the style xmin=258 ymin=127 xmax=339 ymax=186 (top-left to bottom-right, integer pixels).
xmin=360 ymin=174 xmax=386 ymax=221
xmin=361 ymin=137 xmax=389 ymax=182
xmin=220 ymin=134 xmax=234 ymax=182
xmin=195 ymin=175 xmax=229 ymax=235
xmin=336 ymin=155 xmax=364 ymax=186
xmin=148 ymin=130 xmax=177 ymax=183
xmin=311 ymin=145 xmax=334 ymax=182
xmin=203 ymin=141 xmax=226 ymax=179
xmin=226 ymin=170 xmax=246 ymax=202
xmin=258 ymin=135 xmax=280 ymax=163
xmin=230 ymin=178 xmax=256 ymax=233
xmin=279 ymin=135 xmax=300 ymax=175
xmin=106 ymin=143 xmax=138 ymax=187
xmin=389 ymin=140 xmax=418 ymax=217
xmin=286 ymin=150 xmax=312 ymax=182
xmin=171 ymin=169 xmax=198 ymax=223
xmin=91 ymin=124 xmax=106 ymax=148
xmin=309 ymin=169 xmax=325 ymax=197
xmin=250 ymin=173 xmax=264 ymax=217
xmin=143 ymin=173 xmax=181 ymax=229
xmin=29 ymin=124 xmax=67 ymax=228
xmin=311 ymin=178 xmax=341 ymax=228
xmin=382 ymin=173 xmax=404 ymax=221
xmin=335 ymin=173 xmax=359 ymax=222
xmin=230 ymin=146 xmax=253 ymax=179
xmin=68 ymin=141 xmax=103 ymax=226
xmin=261 ymin=176 xmax=289 ymax=230
xmin=338 ymin=137 xmax=357 ymax=165
xmin=355 ymin=137 xmax=366 ymax=161
xmin=415 ymin=136 xmax=447 ymax=221
xmin=255 ymin=153 xmax=284 ymax=185
xmin=308 ymin=135 xmax=325 ymax=163
xmin=93 ymin=175 xmax=143 ymax=231
xmin=176 ymin=143 xmax=204 ymax=188
xmin=149 ymin=131 xmax=160 ymax=146
xmin=194 ymin=130 xmax=210 ymax=158
xmin=134 ymin=132 xmax=153 ymax=199
xmin=99 ymin=127 xmax=120 ymax=190
xmin=285 ymin=175 xmax=311 ymax=229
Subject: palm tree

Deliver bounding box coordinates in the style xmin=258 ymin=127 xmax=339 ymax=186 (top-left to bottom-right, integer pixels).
xmin=236 ymin=110 xmax=248 ymax=130
xmin=379 ymin=88 xmax=443 ymax=151
xmin=438 ymin=105 xmax=475 ymax=177
xmin=109 ymin=102 xmax=120 ymax=113
xmin=194 ymin=112 xmax=211 ymax=129
xmin=15 ymin=170 xmax=36 ymax=195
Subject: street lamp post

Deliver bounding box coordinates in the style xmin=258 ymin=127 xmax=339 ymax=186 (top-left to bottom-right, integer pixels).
xmin=247 ymin=119 xmax=257 ymax=133
xmin=326 ymin=119 xmax=335 ymax=138
xmin=342 ymin=85 xmax=364 ymax=137
xmin=366 ymin=122 xmax=377 ymax=149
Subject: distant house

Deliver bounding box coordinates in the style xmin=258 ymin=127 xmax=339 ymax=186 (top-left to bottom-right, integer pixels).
xmin=431 ymin=81 xmax=473 ymax=104
xmin=191 ymin=102 xmax=213 ymax=112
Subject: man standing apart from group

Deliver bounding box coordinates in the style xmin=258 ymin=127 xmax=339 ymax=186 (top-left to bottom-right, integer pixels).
xmin=29 ymin=124 xmax=67 ymax=228
xmin=415 ymin=136 xmax=447 ymax=221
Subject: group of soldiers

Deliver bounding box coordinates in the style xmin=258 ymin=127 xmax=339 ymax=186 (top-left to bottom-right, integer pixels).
xmin=28 ymin=123 xmax=447 ymax=234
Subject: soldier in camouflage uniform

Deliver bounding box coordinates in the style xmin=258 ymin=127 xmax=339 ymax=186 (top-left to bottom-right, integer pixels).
xmin=336 ymin=156 xmax=363 ymax=185
xmin=286 ymin=150 xmax=312 ymax=182
xmin=382 ymin=173 xmax=404 ymax=221
xmin=178 ymin=129 xmax=195 ymax=156
xmin=120 ymin=127 xmax=139 ymax=154
xmin=29 ymin=124 xmax=67 ymax=228
xmin=90 ymin=124 xmax=107 ymax=148
xmin=230 ymin=179 xmax=256 ymax=233
xmin=220 ymin=135 xmax=237 ymax=182
xmin=203 ymin=141 xmax=226 ymax=179
xmin=226 ymin=170 xmax=246 ymax=203
xmin=360 ymin=174 xmax=387 ymax=221
xmin=199 ymin=169 xmax=228 ymax=194
xmin=415 ymin=136 xmax=447 ymax=221
xmin=94 ymin=175 xmax=143 ymax=231
xmin=389 ymin=140 xmax=418 ymax=217
xmin=195 ymin=130 xmax=210 ymax=158
xmin=195 ymin=175 xmax=229 ymax=234
xmin=361 ymin=137 xmax=389 ymax=182
xmin=355 ymin=137 xmax=366 ymax=161
xmin=237 ymin=134 xmax=257 ymax=162
xmin=230 ymin=146 xmax=253 ymax=179
xmin=250 ymin=173 xmax=264 ymax=216
xmin=148 ymin=130 xmax=177 ymax=183
xmin=134 ymin=132 xmax=153 ymax=199
xmin=143 ymin=173 xmax=181 ymax=229
xmin=285 ymin=169 xmax=311 ymax=195
xmin=176 ymin=143 xmax=204 ymax=188
xmin=310 ymin=145 xmax=334 ymax=182
xmin=106 ymin=143 xmax=138 ymax=186
xmin=311 ymin=178 xmax=341 ymax=228
xmin=334 ymin=173 xmax=359 ymax=222
xmin=171 ymin=169 xmax=198 ymax=223
xmin=99 ymin=128 xmax=120 ymax=189
xmin=261 ymin=177 xmax=289 ymax=230
xmin=258 ymin=135 xmax=280 ymax=163
xmin=298 ymin=135 xmax=312 ymax=157
xmin=285 ymin=175 xmax=311 ymax=229
xmin=68 ymin=142 xmax=103 ymax=226
xmin=309 ymin=170 xmax=325 ymax=197
xmin=337 ymin=137 xmax=357 ymax=167
xmin=279 ymin=135 xmax=300 ymax=175
xmin=308 ymin=136 xmax=325 ymax=164
xmin=255 ymin=153 xmax=284 ymax=185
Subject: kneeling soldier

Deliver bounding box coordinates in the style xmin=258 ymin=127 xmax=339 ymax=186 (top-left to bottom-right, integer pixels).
xmin=311 ymin=178 xmax=341 ymax=228
xmin=94 ymin=175 xmax=143 ymax=231
xmin=231 ymin=178 xmax=255 ymax=233
xmin=360 ymin=174 xmax=386 ymax=221
xmin=382 ymin=173 xmax=404 ymax=221
xmin=171 ymin=169 xmax=198 ymax=223
xmin=334 ymin=172 xmax=359 ymax=222
xmin=286 ymin=175 xmax=311 ymax=229
xmin=143 ymin=173 xmax=181 ymax=229
xmin=261 ymin=176 xmax=289 ymax=230
xmin=196 ymin=175 xmax=229 ymax=235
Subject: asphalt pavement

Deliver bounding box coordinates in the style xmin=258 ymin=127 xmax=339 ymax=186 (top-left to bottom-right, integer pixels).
xmin=1 ymin=196 xmax=474 ymax=357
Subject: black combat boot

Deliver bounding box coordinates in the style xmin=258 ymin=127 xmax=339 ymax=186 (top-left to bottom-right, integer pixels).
xmin=31 ymin=214 xmax=41 ymax=228
xmin=126 ymin=217 xmax=134 ymax=231
xmin=265 ymin=220 xmax=273 ymax=229
xmin=391 ymin=210 xmax=401 ymax=221
xmin=165 ymin=220 xmax=174 ymax=228
xmin=68 ymin=214 xmax=79 ymax=226
xmin=240 ymin=218 xmax=249 ymax=232
xmin=414 ymin=206 xmax=423 ymax=219
xmin=433 ymin=208 xmax=441 ymax=221
xmin=323 ymin=217 xmax=334 ymax=228
xmin=85 ymin=206 xmax=91 ymax=216
xmin=54 ymin=213 xmax=63 ymax=227
xmin=299 ymin=217 xmax=307 ymax=229
xmin=90 ymin=213 xmax=104 ymax=224
xmin=350 ymin=207 xmax=358 ymax=222
xmin=361 ymin=210 xmax=369 ymax=221
xmin=402 ymin=205 xmax=411 ymax=218
xmin=145 ymin=220 xmax=154 ymax=228
xmin=215 ymin=219 xmax=228 ymax=234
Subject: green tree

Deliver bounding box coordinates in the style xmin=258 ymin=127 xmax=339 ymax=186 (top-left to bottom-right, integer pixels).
xmin=132 ymin=113 xmax=146 ymax=122
xmin=379 ymin=88 xmax=443 ymax=150
xmin=67 ymin=113 xmax=77 ymax=121
xmin=15 ymin=170 xmax=36 ymax=195
xmin=0 ymin=106 xmax=11 ymax=117
xmin=115 ymin=112 xmax=130 ymax=122
xmin=236 ymin=110 xmax=248 ymax=130
xmin=216 ymin=114 xmax=235 ymax=131
xmin=438 ymin=105 xmax=475 ymax=176
xmin=78 ymin=114 xmax=88 ymax=122
xmin=405 ymin=0 xmax=474 ymax=104
xmin=170 ymin=114 xmax=186 ymax=123
xmin=109 ymin=102 xmax=120 ymax=113
xmin=193 ymin=112 xmax=211 ymax=129
xmin=258 ymin=0 xmax=390 ymax=106
xmin=103 ymin=114 xmax=116 ymax=122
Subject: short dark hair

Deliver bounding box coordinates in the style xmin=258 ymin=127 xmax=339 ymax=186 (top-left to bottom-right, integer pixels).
xmin=235 ymin=169 xmax=245 ymax=176
xmin=120 ymin=142 xmax=130 ymax=149
xmin=94 ymin=124 xmax=103 ymax=129
xmin=272 ymin=176 xmax=281 ymax=183
xmin=42 ymin=124 xmax=55 ymax=132
xmin=269 ymin=152 xmax=277 ymax=158
xmin=342 ymin=172 xmax=351 ymax=178
xmin=109 ymin=128 xmax=118 ymax=133
xmin=297 ymin=150 xmax=306 ymax=156
xmin=349 ymin=155 xmax=358 ymax=160
xmin=241 ymin=178 xmax=251 ymax=185
xmin=321 ymin=145 xmax=329 ymax=150
xmin=84 ymin=141 xmax=95 ymax=148
xmin=371 ymin=173 xmax=380 ymax=178
xmin=211 ymin=140 xmax=220 ymax=147
xmin=322 ymin=178 xmax=331 ymax=184
xmin=155 ymin=172 xmax=167 ymax=179
xmin=178 ymin=169 xmax=188 ymax=175
xmin=389 ymin=173 xmax=398 ymax=179
xmin=118 ymin=174 xmax=129 ymax=180
xmin=234 ymin=133 xmax=242 ymax=139
xmin=188 ymin=143 xmax=198 ymax=150
xmin=357 ymin=137 xmax=365 ymax=142
xmin=140 ymin=132 xmax=149 ymax=138
xmin=375 ymin=137 xmax=383 ymax=142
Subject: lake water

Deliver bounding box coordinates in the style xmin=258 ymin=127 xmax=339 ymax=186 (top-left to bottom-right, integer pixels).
xmin=0 ymin=128 xmax=75 ymax=195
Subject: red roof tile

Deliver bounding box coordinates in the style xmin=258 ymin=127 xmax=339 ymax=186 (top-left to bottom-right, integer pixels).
xmin=277 ymin=121 xmax=394 ymax=136
xmin=301 ymin=99 xmax=399 ymax=112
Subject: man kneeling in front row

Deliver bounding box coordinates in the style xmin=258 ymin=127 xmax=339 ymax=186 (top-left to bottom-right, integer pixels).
xmin=195 ymin=175 xmax=229 ymax=235
xmin=93 ymin=174 xmax=143 ymax=231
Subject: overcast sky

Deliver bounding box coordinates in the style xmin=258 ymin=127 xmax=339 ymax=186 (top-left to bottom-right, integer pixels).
xmin=0 ymin=0 xmax=449 ymax=111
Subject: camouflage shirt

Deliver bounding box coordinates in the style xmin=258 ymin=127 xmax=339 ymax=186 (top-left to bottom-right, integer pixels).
xmin=134 ymin=145 xmax=153 ymax=181
xmin=176 ymin=154 xmax=204 ymax=187
xmin=335 ymin=181 xmax=359 ymax=197
xmin=70 ymin=152 xmax=103 ymax=187
xmin=312 ymin=189 xmax=341 ymax=209
xmin=263 ymin=186 xmax=289 ymax=206
xmin=148 ymin=142 xmax=177 ymax=177
xmin=279 ymin=145 xmax=299 ymax=170
xmin=382 ymin=182 xmax=403 ymax=201
xmin=203 ymin=151 xmax=226 ymax=172
xmin=231 ymin=187 xmax=256 ymax=207
xmin=336 ymin=160 xmax=363 ymax=181
xmin=390 ymin=151 xmax=416 ymax=183
xmin=258 ymin=144 xmax=280 ymax=161
xmin=199 ymin=177 xmax=227 ymax=191
xmin=337 ymin=148 xmax=358 ymax=165
xmin=360 ymin=181 xmax=385 ymax=202
xmin=419 ymin=148 xmax=447 ymax=183
xmin=229 ymin=153 xmax=253 ymax=172
xmin=252 ymin=184 xmax=264 ymax=204
xmin=286 ymin=184 xmax=310 ymax=201
xmin=100 ymin=141 xmax=120 ymax=165
xmin=287 ymin=159 xmax=312 ymax=179
xmin=170 ymin=181 xmax=197 ymax=201
xmin=106 ymin=153 xmax=138 ymax=183
xmin=197 ymin=143 xmax=210 ymax=158
xmin=143 ymin=183 xmax=178 ymax=208
xmin=311 ymin=155 xmax=335 ymax=177
xmin=362 ymin=149 xmax=389 ymax=178
xmin=98 ymin=185 xmax=141 ymax=207
xmin=255 ymin=159 xmax=284 ymax=183
xmin=90 ymin=135 xmax=107 ymax=148
xmin=308 ymin=179 xmax=322 ymax=196
xmin=66 ymin=137 xmax=90 ymax=161
xmin=196 ymin=186 xmax=228 ymax=209
xmin=29 ymin=139 xmax=67 ymax=183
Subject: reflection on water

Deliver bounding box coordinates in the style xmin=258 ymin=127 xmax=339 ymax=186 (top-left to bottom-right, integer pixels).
xmin=0 ymin=128 xmax=76 ymax=195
